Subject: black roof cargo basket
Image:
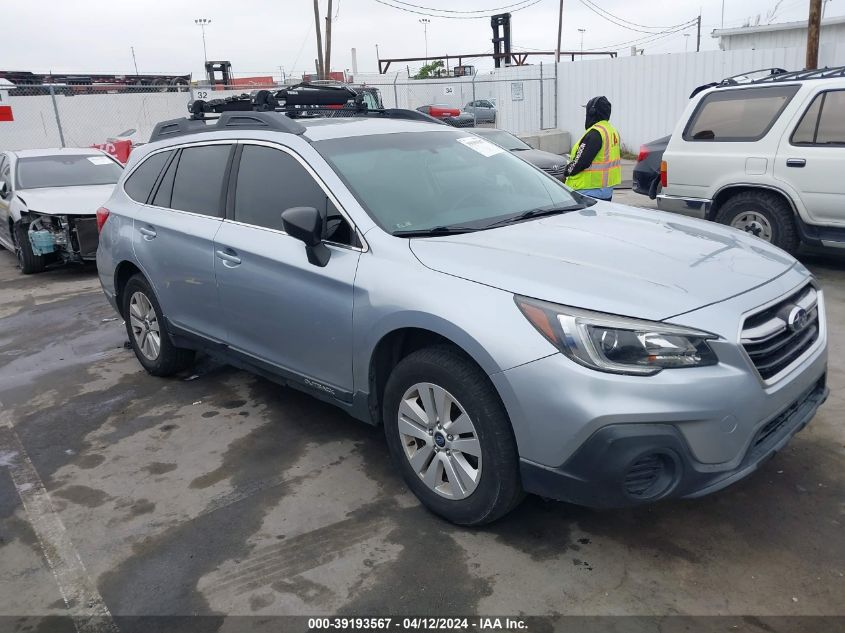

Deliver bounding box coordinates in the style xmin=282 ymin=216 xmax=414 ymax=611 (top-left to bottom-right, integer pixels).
xmin=689 ymin=65 xmax=845 ymax=99
xmin=149 ymin=82 xmax=444 ymax=142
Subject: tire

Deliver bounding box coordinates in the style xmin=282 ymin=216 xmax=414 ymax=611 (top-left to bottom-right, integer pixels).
xmin=122 ymin=274 xmax=195 ymax=376
xmin=13 ymin=221 xmax=46 ymax=274
xmin=382 ymin=346 xmax=523 ymax=525
xmin=715 ymin=190 xmax=799 ymax=254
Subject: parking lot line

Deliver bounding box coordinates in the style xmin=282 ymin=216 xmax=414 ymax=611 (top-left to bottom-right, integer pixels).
xmin=0 ymin=403 xmax=118 ymax=633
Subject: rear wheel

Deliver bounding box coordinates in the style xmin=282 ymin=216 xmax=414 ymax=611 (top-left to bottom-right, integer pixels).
xmin=122 ymin=274 xmax=195 ymax=376
xmin=715 ymin=190 xmax=799 ymax=253
xmin=383 ymin=346 xmax=523 ymax=525
xmin=13 ymin=221 xmax=46 ymax=274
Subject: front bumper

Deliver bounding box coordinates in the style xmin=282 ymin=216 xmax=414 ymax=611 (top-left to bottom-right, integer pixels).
xmin=519 ymin=376 xmax=827 ymax=508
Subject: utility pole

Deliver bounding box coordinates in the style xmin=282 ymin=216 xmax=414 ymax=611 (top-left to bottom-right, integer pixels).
xmin=313 ymin=0 xmax=325 ymax=79
xmin=130 ymin=46 xmax=139 ymax=75
xmin=807 ymin=0 xmax=822 ymax=69
xmin=555 ymin=0 xmax=564 ymax=63
xmin=419 ymin=18 xmax=430 ymax=60
xmin=721 ymin=0 xmax=725 ymax=28
xmin=325 ymin=0 xmax=334 ymax=80
xmin=696 ymin=13 xmax=701 ymax=52
xmin=578 ymin=28 xmax=586 ymax=59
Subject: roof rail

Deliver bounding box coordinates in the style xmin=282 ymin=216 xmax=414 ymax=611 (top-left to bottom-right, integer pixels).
xmin=749 ymin=65 xmax=845 ymax=83
xmin=149 ymin=111 xmax=306 ymax=143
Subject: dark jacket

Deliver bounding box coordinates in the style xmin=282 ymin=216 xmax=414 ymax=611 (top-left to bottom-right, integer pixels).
xmin=565 ymin=96 xmax=613 ymax=180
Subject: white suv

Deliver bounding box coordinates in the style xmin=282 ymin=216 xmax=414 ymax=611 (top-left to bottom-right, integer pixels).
xmin=658 ymin=68 xmax=845 ymax=254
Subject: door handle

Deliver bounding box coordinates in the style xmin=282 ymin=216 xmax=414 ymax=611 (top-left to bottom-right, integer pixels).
xmin=215 ymin=249 xmax=241 ymax=266
xmin=786 ymin=158 xmax=806 ymax=168
xmin=138 ymin=226 xmax=157 ymax=240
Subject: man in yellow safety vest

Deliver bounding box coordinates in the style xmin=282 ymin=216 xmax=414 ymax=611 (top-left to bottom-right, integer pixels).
xmin=564 ymin=96 xmax=622 ymax=201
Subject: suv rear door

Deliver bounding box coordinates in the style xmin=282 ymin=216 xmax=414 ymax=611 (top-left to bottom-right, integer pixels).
xmin=129 ymin=142 xmax=232 ymax=341
xmin=774 ymin=88 xmax=845 ymax=225
xmin=213 ymin=141 xmax=361 ymax=398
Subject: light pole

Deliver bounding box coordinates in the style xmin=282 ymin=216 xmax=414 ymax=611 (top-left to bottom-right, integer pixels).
xmin=684 ymin=32 xmax=691 ymax=52
xmin=419 ymin=18 xmax=430 ymax=60
xmin=578 ymin=28 xmax=586 ymax=59
xmin=194 ymin=18 xmax=212 ymax=64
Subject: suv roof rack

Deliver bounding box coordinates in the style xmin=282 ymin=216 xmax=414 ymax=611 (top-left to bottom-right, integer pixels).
xmin=748 ymin=65 xmax=845 ymax=83
xmin=149 ymin=83 xmax=442 ymax=143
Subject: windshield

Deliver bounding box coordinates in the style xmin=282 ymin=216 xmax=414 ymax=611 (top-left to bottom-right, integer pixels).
xmin=315 ymin=131 xmax=577 ymax=235
xmin=473 ymin=129 xmax=532 ymax=151
xmin=17 ymin=155 xmax=123 ymax=189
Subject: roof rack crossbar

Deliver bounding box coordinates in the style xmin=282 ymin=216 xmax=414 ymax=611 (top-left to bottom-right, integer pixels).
xmin=149 ymin=110 xmax=307 ymax=143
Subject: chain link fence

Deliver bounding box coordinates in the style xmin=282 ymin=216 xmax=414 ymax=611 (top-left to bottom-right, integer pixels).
xmin=0 ymin=68 xmax=559 ymax=154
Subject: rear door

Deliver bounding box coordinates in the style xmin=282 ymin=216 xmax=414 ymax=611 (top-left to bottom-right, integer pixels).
xmin=213 ymin=141 xmax=361 ymax=397
xmin=774 ymin=89 xmax=845 ymax=225
xmin=130 ymin=142 xmax=232 ymax=341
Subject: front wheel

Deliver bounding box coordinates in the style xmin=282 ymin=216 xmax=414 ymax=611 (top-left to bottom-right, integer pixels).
xmin=715 ymin=190 xmax=799 ymax=253
xmin=383 ymin=346 xmax=523 ymax=525
xmin=13 ymin=221 xmax=46 ymax=274
xmin=122 ymin=274 xmax=195 ymax=376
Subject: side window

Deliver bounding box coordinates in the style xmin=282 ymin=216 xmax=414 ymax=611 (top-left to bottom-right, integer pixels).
xmin=124 ymin=150 xmax=171 ymax=203
xmin=791 ymin=94 xmax=824 ymax=144
xmin=170 ymin=144 xmax=231 ymax=215
xmin=791 ymin=91 xmax=845 ymax=145
xmin=683 ymin=86 xmax=799 ymax=142
xmin=152 ymin=151 xmax=179 ymax=208
xmin=233 ymin=144 xmax=357 ymax=246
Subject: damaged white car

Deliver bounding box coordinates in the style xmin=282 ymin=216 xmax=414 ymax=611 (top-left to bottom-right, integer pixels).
xmin=0 ymin=148 xmax=123 ymax=273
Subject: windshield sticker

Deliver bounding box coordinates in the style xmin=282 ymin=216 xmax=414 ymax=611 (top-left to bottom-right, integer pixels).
xmin=457 ymin=136 xmax=504 ymax=157
xmin=87 ymin=156 xmax=113 ymax=165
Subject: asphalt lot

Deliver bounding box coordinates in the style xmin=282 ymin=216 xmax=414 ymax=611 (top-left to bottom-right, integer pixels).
xmin=0 ymin=203 xmax=843 ymax=630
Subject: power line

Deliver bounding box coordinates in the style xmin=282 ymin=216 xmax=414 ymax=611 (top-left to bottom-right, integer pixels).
xmin=373 ymin=0 xmax=541 ymax=19
xmin=583 ymin=22 xmax=696 ymax=51
xmin=578 ymin=0 xmax=696 ymax=33
xmin=384 ymin=0 xmax=538 ymax=14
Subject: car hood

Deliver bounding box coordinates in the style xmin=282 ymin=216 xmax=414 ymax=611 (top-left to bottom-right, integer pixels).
xmin=17 ymin=185 xmax=115 ymax=216
xmin=409 ymin=202 xmax=797 ymax=321
xmin=513 ymin=148 xmax=568 ymax=169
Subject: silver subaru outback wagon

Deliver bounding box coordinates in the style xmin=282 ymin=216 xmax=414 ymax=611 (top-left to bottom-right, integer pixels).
xmin=96 ymin=109 xmax=828 ymax=525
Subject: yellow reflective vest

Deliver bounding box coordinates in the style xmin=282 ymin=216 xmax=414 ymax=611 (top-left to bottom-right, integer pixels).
xmin=565 ymin=120 xmax=622 ymax=190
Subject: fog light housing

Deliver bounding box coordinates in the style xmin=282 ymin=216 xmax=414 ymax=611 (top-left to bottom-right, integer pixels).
xmin=623 ymin=452 xmax=677 ymax=499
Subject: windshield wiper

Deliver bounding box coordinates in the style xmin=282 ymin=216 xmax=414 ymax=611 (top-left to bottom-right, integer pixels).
xmin=393 ymin=225 xmax=480 ymax=238
xmin=482 ymin=204 xmax=585 ymax=229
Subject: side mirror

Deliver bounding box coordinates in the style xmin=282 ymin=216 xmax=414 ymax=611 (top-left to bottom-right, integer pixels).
xmin=0 ymin=181 xmax=8 ymax=199
xmin=281 ymin=206 xmax=331 ymax=267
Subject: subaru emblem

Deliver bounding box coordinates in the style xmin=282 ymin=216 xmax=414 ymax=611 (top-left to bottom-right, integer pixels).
xmin=787 ymin=306 xmax=809 ymax=333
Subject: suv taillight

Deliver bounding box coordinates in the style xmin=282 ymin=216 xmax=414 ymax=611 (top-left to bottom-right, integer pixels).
xmin=96 ymin=207 xmax=110 ymax=233
xmin=637 ymin=145 xmax=649 ymax=162
xmin=660 ymin=161 xmax=668 ymax=188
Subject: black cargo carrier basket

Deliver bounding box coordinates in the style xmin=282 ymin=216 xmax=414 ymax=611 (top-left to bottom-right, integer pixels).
xmin=149 ymin=83 xmax=443 ymax=143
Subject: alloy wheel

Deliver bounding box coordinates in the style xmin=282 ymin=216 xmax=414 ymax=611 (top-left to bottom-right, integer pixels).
xmin=731 ymin=211 xmax=774 ymax=242
xmin=129 ymin=291 xmax=161 ymax=361
xmin=397 ymin=382 xmax=482 ymax=499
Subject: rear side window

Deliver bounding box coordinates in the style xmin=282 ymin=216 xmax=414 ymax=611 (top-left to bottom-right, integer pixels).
xmin=170 ymin=144 xmax=231 ymax=216
xmin=683 ymin=86 xmax=799 ymax=142
xmin=124 ymin=151 xmax=171 ymax=203
xmin=792 ymin=90 xmax=845 ymax=145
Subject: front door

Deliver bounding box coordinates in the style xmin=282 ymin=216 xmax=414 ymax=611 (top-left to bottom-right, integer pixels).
xmin=130 ymin=143 xmax=232 ymax=341
xmin=774 ymin=89 xmax=845 ymax=225
xmin=213 ymin=142 xmax=361 ymax=397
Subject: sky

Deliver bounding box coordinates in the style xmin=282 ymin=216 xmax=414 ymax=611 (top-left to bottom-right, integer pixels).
xmin=0 ymin=0 xmax=838 ymax=80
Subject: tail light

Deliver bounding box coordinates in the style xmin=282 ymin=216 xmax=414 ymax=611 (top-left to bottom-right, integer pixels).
xmin=660 ymin=161 xmax=668 ymax=188
xmin=96 ymin=207 xmax=110 ymax=233
xmin=637 ymin=145 xmax=650 ymax=162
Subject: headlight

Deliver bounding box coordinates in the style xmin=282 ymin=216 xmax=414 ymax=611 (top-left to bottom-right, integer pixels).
xmin=515 ymin=296 xmax=719 ymax=376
